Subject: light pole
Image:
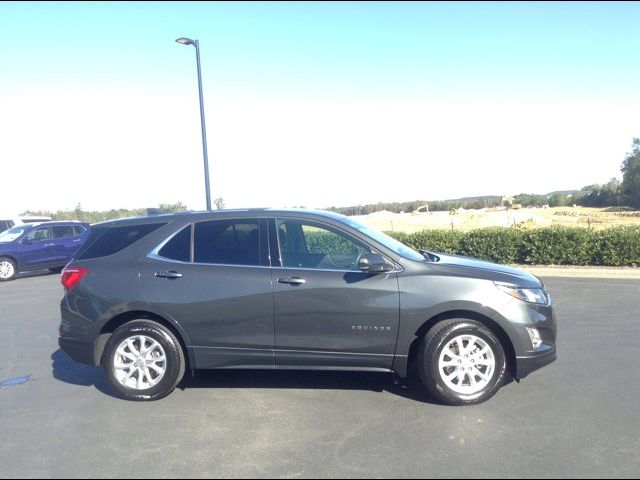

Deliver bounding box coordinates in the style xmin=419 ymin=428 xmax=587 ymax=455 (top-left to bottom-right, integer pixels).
xmin=176 ymin=37 xmax=212 ymax=211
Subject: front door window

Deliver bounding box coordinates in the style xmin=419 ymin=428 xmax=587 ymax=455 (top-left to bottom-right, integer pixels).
xmin=276 ymin=220 xmax=370 ymax=271
xmin=26 ymin=227 xmax=51 ymax=242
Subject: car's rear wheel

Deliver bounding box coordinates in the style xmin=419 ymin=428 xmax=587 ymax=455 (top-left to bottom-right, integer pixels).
xmin=102 ymin=320 xmax=185 ymax=401
xmin=418 ymin=319 xmax=507 ymax=406
xmin=0 ymin=257 xmax=17 ymax=282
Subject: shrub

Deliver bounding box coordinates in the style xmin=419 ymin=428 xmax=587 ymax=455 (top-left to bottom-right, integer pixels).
xmin=520 ymin=226 xmax=594 ymax=265
xmin=459 ymin=228 xmax=522 ymax=264
xmin=305 ymin=230 xmax=360 ymax=254
xmin=385 ymin=226 xmax=640 ymax=266
xmin=596 ymin=226 xmax=640 ymax=266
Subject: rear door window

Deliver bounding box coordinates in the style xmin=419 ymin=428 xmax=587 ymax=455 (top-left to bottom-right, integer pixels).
xmin=77 ymin=223 xmax=166 ymax=260
xmin=52 ymin=226 xmax=76 ymax=239
xmin=194 ymin=219 xmax=261 ymax=266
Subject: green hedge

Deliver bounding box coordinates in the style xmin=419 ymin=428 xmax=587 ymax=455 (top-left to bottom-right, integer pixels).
xmin=385 ymin=226 xmax=640 ymax=266
xmin=306 ymin=230 xmax=358 ymax=255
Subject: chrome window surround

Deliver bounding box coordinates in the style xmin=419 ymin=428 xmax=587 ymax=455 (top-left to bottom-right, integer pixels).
xmin=147 ymin=218 xmax=404 ymax=274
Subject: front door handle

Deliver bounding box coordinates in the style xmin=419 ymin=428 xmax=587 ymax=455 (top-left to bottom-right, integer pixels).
xmin=155 ymin=271 xmax=183 ymax=279
xmin=44 ymin=243 xmax=55 ymax=247
xmin=278 ymin=277 xmax=306 ymax=286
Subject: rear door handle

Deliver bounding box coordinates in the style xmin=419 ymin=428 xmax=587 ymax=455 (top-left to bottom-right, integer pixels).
xmin=155 ymin=271 xmax=183 ymax=279
xmin=278 ymin=277 xmax=306 ymax=286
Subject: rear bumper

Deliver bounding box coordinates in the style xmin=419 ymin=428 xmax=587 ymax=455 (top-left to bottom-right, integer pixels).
xmin=515 ymin=345 xmax=557 ymax=380
xmin=58 ymin=337 xmax=95 ymax=366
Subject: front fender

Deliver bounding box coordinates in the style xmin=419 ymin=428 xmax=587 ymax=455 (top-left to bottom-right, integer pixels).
xmin=392 ymin=274 xmax=527 ymax=377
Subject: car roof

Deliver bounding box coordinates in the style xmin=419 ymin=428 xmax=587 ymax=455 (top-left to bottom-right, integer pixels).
xmin=91 ymin=208 xmax=349 ymax=228
xmin=25 ymin=221 xmax=89 ymax=228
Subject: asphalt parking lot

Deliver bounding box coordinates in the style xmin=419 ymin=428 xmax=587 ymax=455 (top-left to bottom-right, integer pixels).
xmin=1 ymin=273 xmax=639 ymax=478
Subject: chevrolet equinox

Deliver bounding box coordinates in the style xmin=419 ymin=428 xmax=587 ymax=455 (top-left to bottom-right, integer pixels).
xmin=58 ymin=209 xmax=556 ymax=405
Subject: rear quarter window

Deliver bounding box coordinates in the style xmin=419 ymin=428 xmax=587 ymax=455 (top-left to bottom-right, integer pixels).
xmin=157 ymin=225 xmax=192 ymax=262
xmin=77 ymin=223 xmax=166 ymax=260
xmin=72 ymin=225 xmax=87 ymax=236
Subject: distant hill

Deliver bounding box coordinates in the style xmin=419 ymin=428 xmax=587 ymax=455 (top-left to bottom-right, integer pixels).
xmin=327 ymin=189 xmax=610 ymax=216
xmin=544 ymin=190 xmax=582 ymax=197
xmin=327 ymin=195 xmax=504 ymax=216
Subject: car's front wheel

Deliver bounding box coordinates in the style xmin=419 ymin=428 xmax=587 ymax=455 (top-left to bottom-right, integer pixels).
xmin=102 ymin=320 xmax=186 ymax=401
xmin=0 ymin=257 xmax=17 ymax=282
xmin=418 ymin=319 xmax=507 ymax=406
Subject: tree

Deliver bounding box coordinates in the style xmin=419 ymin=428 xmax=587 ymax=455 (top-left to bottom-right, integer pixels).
xmin=577 ymin=179 xmax=621 ymax=207
xmin=548 ymin=194 xmax=569 ymax=207
xmin=621 ymin=138 xmax=640 ymax=208
xmin=158 ymin=202 xmax=188 ymax=213
xmin=603 ymin=178 xmax=622 ymax=206
xmin=214 ymin=197 xmax=225 ymax=210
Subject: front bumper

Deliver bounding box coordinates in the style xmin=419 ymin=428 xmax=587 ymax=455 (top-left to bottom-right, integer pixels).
xmin=515 ymin=344 xmax=557 ymax=380
xmin=504 ymin=297 xmax=557 ymax=380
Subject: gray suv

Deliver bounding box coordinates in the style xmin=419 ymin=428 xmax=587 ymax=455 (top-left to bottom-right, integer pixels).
xmin=58 ymin=209 xmax=556 ymax=405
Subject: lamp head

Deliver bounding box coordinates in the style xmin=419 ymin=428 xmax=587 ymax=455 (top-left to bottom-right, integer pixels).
xmin=176 ymin=37 xmax=196 ymax=46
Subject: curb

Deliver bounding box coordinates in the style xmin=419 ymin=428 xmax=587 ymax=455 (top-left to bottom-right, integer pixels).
xmin=510 ymin=265 xmax=640 ymax=279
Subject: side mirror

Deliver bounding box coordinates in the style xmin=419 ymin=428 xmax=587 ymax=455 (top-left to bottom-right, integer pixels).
xmin=22 ymin=237 xmax=32 ymax=245
xmin=358 ymin=253 xmax=392 ymax=273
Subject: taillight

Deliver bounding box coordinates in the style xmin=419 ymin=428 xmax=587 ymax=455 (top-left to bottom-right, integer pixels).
xmin=61 ymin=266 xmax=88 ymax=290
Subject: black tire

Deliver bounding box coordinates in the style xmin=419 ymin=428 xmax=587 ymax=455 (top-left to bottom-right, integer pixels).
xmin=0 ymin=257 xmax=17 ymax=282
xmin=417 ymin=319 xmax=507 ymax=406
xmin=102 ymin=320 xmax=186 ymax=401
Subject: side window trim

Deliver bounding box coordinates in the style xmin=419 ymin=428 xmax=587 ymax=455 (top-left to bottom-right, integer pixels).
xmin=149 ymin=219 xmax=269 ymax=268
xmin=267 ymin=218 xmax=281 ymax=268
xmin=190 ymin=221 xmax=195 ymax=263
xmin=259 ymin=218 xmax=270 ymax=267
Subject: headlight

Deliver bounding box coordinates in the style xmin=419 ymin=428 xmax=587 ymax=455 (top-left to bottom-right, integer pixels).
xmin=495 ymin=282 xmax=549 ymax=305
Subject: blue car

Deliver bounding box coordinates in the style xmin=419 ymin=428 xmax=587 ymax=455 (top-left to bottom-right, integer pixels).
xmin=0 ymin=221 xmax=90 ymax=281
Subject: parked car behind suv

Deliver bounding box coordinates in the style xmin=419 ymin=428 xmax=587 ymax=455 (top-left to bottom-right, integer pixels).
xmin=0 ymin=221 xmax=90 ymax=281
xmin=58 ymin=209 xmax=556 ymax=405
xmin=0 ymin=216 xmax=54 ymax=233
xmin=0 ymin=219 xmax=15 ymax=234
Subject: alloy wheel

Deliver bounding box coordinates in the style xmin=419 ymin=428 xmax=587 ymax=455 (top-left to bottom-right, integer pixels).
xmin=438 ymin=334 xmax=496 ymax=395
xmin=0 ymin=260 xmax=15 ymax=280
xmin=113 ymin=335 xmax=167 ymax=390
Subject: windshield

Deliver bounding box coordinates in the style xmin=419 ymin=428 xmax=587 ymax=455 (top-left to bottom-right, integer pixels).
xmin=343 ymin=217 xmax=425 ymax=262
xmin=0 ymin=226 xmax=27 ymax=243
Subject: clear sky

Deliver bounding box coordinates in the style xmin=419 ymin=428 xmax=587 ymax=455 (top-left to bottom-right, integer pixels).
xmin=1 ymin=1 xmax=639 ymax=214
